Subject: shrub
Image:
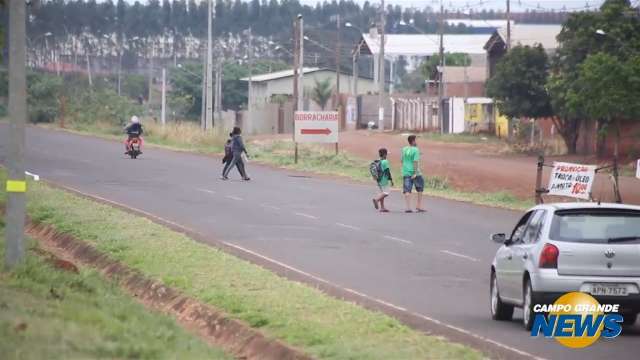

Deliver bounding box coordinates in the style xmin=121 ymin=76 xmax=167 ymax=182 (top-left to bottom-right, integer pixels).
xmin=27 ymin=72 xmax=63 ymax=123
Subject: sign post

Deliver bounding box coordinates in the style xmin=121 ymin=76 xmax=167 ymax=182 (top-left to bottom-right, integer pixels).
xmin=294 ymin=111 xmax=339 ymax=161
xmin=547 ymin=162 xmax=597 ymax=200
xmin=636 ymin=159 xmax=640 ymax=180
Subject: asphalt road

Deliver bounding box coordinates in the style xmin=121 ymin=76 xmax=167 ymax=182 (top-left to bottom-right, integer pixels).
xmin=1 ymin=125 xmax=638 ymax=360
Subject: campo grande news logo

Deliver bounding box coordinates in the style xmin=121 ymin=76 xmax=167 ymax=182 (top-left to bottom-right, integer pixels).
xmin=531 ymin=292 xmax=624 ymax=348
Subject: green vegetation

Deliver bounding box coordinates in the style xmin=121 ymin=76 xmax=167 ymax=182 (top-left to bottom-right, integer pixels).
xmin=488 ymin=0 xmax=640 ymax=155
xmin=310 ymin=78 xmax=333 ymax=110
xmin=411 ymin=132 xmax=503 ymax=145
xmin=0 ymin=170 xmax=483 ymax=360
xmin=0 ymin=232 xmax=227 ymax=359
xmin=0 ymin=71 xmax=143 ymax=126
xmin=251 ymin=140 xmax=532 ymax=210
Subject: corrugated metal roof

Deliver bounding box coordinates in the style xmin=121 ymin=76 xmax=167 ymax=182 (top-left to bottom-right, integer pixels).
xmin=361 ymin=33 xmax=493 ymax=56
xmin=497 ymin=24 xmax=562 ymax=49
xmin=241 ymin=67 xmax=321 ymax=82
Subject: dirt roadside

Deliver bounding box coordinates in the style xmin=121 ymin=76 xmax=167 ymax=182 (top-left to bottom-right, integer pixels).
xmin=257 ymin=131 xmax=640 ymax=205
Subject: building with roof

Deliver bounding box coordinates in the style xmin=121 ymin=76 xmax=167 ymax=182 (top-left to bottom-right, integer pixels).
xmin=354 ymin=30 xmax=493 ymax=92
xmin=241 ymin=67 xmax=377 ymax=108
xmin=484 ymin=24 xmax=562 ymax=78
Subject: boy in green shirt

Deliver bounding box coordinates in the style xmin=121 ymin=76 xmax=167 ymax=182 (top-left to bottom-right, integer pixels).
xmin=372 ymin=148 xmax=394 ymax=213
xmin=401 ymin=135 xmax=425 ymax=213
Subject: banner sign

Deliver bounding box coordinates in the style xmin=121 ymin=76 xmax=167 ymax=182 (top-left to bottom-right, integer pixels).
xmin=548 ymin=162 xmax=597 ymax=200
xmin=294 ymin=111 xmax=339 ymax=144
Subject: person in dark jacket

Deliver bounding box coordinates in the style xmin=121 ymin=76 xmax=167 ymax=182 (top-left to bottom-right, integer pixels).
xmin=222 ymin=132 xmax=241 ymax=178
xmin=124 ymin=115 xmax=144 ymax=154
xmin=222 ymin=127 xmax=250 ymax=181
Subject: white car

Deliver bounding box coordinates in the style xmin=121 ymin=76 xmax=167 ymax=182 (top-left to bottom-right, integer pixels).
xmin=489 ymin=203 xmax=640 ymax=329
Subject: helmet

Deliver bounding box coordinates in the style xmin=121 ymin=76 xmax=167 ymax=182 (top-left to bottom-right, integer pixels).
xmin=131 ymin=116 xmax=140 ymax=124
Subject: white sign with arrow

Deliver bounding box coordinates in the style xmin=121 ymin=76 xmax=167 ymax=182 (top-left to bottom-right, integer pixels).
xmin=294 ymin=111 xmax=339 ymax=144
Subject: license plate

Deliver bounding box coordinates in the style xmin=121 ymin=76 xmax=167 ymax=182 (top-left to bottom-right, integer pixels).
xmin=590 ymin=284 xmax=628 ymax=296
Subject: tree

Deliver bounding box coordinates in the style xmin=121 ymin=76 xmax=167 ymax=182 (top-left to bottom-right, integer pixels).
xmin=550 ymin=0 xmax=640 ymax=155
xmin=420 ymin=53 xmax=471 ymax=79
xmin=311 ymin=78 xmax=333 ymax=110
xmin=486 ymin=45 xmax=553 ymax=132
xmin=573 ymin=53 xmax=640 ymax=155
xmin=546 ymin=72 xmax=583 ymax=154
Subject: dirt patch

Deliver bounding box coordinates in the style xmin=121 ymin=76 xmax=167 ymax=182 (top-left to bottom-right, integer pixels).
xmin=24 ymin=219 xmax=312 ymax=360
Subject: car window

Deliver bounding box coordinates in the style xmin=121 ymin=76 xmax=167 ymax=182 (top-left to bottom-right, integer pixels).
xmin=510 ymin=211 xmax=534 ymax=244
xmin=522 ymin=210 xmax=547 ymax=244
xmin=549 ymin=209 xmax=640 ymax=243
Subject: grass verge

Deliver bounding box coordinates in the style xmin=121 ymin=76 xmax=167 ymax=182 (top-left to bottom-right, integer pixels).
xmin=0 ymin=229 xmax=228 ymax=359
xmin=0 ymin=170 xmax=483 ymax=360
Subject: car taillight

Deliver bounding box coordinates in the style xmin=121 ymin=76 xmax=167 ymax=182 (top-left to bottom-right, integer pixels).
xmin=539 ymin=243 xmax=559 ymax=269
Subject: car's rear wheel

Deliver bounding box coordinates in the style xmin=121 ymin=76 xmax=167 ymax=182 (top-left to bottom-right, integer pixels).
xmin=523 ymin=278 xmax=538 ymax=330
xmin=490 ymin=271 xmax=514 ymax=321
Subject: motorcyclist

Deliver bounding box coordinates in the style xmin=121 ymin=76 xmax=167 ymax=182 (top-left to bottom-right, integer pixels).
xmin=124 ymin=115 xmax=144 ymax=154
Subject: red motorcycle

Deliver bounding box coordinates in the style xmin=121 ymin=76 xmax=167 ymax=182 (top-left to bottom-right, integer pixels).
xmin=125 ymin=136 xmax=143 ymax=159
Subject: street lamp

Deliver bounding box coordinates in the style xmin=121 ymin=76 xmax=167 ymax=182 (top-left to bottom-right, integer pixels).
xmin=177 ymin=63 xmax=201 ymax=79
xmin=595 ymin=29 xmax=637 ymax=57
xmin=344 ymin=22 xmax=365 ymax=96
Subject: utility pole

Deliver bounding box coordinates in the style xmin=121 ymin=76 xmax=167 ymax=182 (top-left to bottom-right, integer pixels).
xmin=293 ymin=18 xmax=299 ymax=114
xmin=248 ymin=28 xmax=253 ymax=132
xmin=148 ymin=44 xmax=153 ymax=106
xmin=86 ymin=53 xmax=93 ymax=87
xmin=336 ymin=13 xmax=341 ymax=97
xmin=377 ymin=0 xmax=385 ymax=131
xmin=161 ymin=68 xmax=166 ymax=126
xmin=352 ymin=50 xmax=358 ymax=96
xmin=201 ymin=46 xmax=206 ymax=130
xmin=298 ymin=15 xmax=304 ymax=113
xmin=506 ymin=0 xmax=511 ymax=50
xmin=215 ymin=62 xmax=222 ymax=122
xmin=438 ymin=1 xmax=445 ymax=134
xmin=205 ymin=0 xmax=214 ymax=130
xmin=5 ymin=0 xmax=27 ymax=269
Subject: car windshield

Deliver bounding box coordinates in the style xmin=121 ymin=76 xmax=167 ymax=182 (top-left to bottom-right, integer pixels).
xmin=549 ymin=208 xmax=640 ymax=243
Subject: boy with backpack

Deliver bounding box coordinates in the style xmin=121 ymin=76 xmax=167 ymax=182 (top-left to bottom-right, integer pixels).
xmin=370 ymin=148 xmax=394 ymax=212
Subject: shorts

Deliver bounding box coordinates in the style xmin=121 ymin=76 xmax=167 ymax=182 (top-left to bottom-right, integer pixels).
xmin=377 ymin=184 xmax=390 ymax=195
xmin=403 ymin=175 xmax=424 ymax=193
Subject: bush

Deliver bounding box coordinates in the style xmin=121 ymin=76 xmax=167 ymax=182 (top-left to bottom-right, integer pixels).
xmin=27 ymin=72 xmax=63 ymax=123
xmin=67 ymin=88 xmax=142 ymax=126
xmin=121 ymin=74 xmax=148 ymax=101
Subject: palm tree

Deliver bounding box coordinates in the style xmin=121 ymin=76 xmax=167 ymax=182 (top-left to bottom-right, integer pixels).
xmin=311 ymin=78 xmax=333 ymax=110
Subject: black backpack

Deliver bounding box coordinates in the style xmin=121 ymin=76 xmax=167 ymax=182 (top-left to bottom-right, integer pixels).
xmin=369 ymin=160 xmax=383 ymax=181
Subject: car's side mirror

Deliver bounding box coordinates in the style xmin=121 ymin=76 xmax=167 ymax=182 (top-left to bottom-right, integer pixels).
xmin=491 ymin=233 xmax=507 ymax=244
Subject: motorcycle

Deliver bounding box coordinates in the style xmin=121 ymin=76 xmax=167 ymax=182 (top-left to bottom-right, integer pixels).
xmin=126 ymin=136 xmax=142 ymax=159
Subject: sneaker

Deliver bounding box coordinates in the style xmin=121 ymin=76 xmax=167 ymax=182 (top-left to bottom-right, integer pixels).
xmin=416 ymin=208 xmax=427 ymax=213
xmin=243 ymin=177 xmax=251 ymax=181
xmin=404 ymin=209 xmax=413 ymax=213
xmin=372 ymin=199 xmax=379 ymax=210
xmin=380 ymin=209 xmax=390 ymax=213
xmin=221 ymin=176 xmax=229 ymax=180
